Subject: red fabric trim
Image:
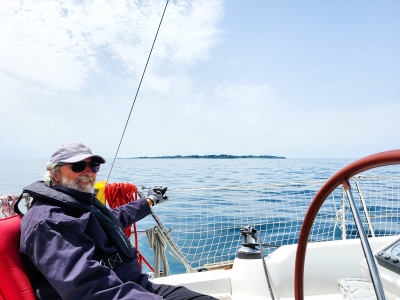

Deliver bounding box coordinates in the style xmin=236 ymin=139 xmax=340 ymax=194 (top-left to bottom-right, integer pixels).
xmin=0 ymin=215 xmax=35 ymax=300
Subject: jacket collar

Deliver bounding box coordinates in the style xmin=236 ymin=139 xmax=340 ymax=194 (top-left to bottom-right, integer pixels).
xmin=51 ymin=185 xmax=93 ymax=205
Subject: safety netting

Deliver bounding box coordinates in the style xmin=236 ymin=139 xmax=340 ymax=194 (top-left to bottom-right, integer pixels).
xmin=150 ymin=175 xmax=400 ymax=272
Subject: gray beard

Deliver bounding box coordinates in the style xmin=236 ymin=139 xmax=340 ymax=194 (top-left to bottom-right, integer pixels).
xmin=61 ymin=175 xmax=95 ymax=193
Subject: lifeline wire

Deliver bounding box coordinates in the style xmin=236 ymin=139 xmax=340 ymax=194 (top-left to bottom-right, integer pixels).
xmin=106 ymin=0 xmax=170 ymax=184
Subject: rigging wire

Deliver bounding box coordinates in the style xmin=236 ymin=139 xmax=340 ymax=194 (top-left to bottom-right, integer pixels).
xmin=106 ymin=0 xmax=170 ymax=184
xmin=259 ymin=232 xmax=276 ymax=300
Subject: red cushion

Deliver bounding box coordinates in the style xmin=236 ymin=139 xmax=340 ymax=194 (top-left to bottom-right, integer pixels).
xmin=0 ymin=215 xmax=35 ymax=300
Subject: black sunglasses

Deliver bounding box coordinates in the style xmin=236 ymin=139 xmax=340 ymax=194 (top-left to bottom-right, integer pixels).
xmin=66 ymin=161 xmax=101 ymax=173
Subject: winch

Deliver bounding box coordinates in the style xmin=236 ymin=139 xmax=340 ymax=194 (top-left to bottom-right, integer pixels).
xmin=237 ymin=226 xmax=261 ymax=259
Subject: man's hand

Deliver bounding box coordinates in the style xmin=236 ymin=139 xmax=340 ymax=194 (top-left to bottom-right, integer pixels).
xmin=147 ymin=185 xmax=168 ymax=206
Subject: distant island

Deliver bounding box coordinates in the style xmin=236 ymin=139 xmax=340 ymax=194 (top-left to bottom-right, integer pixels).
xmin=119 ymin=154 xmax=286 ymax=159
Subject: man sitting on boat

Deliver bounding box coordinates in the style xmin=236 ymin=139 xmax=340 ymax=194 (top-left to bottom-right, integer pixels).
xmin=19 ymin=142 xmax=217 ymax=300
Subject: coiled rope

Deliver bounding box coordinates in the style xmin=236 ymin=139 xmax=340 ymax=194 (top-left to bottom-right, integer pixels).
xmin=104 ymin=183 xmax=138 ymax=237
xmin=0 ymin=195 xmax=18 ymax=217
xmin=104 ymin=182 xmax=155 ymax=273
xmin=146 ymin=226 xmax=169 ymax=278
xmin=147 ymin=210 xmax=196 ymax=275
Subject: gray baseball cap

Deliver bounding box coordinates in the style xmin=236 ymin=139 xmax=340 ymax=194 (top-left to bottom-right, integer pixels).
xmin=49 ymin=142 xmax=106 ymax=164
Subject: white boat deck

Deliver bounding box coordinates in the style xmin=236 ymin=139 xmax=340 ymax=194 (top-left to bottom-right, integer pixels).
xmin=152 ymin=236 xmax=399 ymax=299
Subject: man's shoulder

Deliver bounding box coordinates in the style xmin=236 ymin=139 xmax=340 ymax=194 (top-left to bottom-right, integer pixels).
xmin=21 ymin=200 xmax=88 ymax=233
xmin=19 ymin=200 xmax=91 ymax=257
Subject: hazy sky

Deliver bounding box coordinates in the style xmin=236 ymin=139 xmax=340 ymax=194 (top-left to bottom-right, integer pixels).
xmin=1 ymin=0 xmax=399 ymax=159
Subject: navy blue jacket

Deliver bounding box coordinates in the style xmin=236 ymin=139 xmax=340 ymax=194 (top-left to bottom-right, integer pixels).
xmin=20 ymin=182 xmax=162 ymax=300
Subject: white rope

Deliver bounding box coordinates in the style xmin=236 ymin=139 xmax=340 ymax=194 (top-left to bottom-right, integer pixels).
xmin=146 ymin=226 xmax=170 ymax=278
xmin=0 ymin=194 xmax=18 ymax=217
xmin=149 ymin=211 xmax=197 ymax=274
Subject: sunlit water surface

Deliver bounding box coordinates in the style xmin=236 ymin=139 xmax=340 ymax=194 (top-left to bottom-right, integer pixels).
xmin=1 ymin=158 xmax=398 ymax=274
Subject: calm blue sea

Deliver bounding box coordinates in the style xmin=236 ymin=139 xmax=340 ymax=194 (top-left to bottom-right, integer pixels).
xmin=1 ymin=158 xmax=399 ymax=274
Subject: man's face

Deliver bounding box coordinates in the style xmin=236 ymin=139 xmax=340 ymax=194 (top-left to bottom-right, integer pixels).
xmin=53 ymin=158 xmax=97 ymax=193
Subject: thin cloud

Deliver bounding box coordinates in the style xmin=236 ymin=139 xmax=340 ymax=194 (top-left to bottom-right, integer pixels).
xmin=156 ymin=0 xmax=224 ymax=65
xmin=173 ymin=83 xmax=275 ymax=127
xmin=0 ymin=0 xmax=224 ymax=92
xmin=215 ymin=83 xmax=275 ymax=120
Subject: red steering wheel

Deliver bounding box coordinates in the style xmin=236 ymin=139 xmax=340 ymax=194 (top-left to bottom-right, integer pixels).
xmin=294 ymin=150 xmax=400 ymax=299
